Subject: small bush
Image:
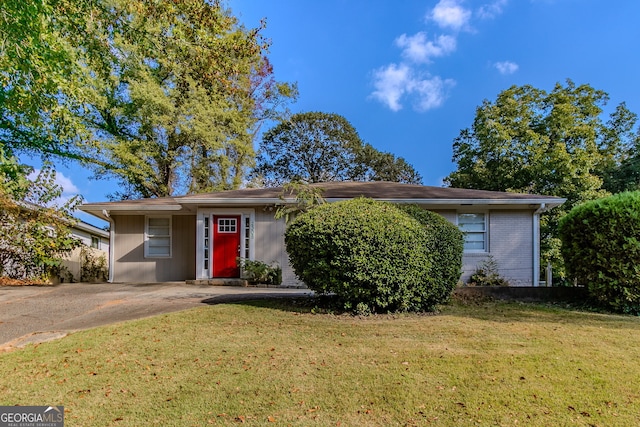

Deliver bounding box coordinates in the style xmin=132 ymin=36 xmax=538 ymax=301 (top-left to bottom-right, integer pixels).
xmin=238 ymin=258 xmax=282 ymax=286
xmin=80 ymin=247 xmax=108 ymax=282
xmin=285 ymin=198 xmax=460 ymax=313
xmin=467 ymin=256 xmax=509 ymax=287
xmin=559 ymin=191 xmax=640 ymax=314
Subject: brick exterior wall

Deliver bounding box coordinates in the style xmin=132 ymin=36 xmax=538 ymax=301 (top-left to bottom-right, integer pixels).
xmin=459 ymin=210 xmax=533 ymax=286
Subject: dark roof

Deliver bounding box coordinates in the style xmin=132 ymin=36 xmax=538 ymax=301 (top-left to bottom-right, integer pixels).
xmin=80 ymin=182 xmax=564 ymax=222
xmin=178 ymin=181 xmax=559 ymax=201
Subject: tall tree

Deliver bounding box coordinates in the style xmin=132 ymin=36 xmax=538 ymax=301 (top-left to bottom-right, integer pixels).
xmin=1 ymin=0 xmax=296 ymax=199
xmin=253 ymin=112 xmax=422 ymax=186
xmin=75 ymin=0 xmax=296 ymax=199
xmin=599 ymin=104 xmax=640 ymax=193
xmin=445 ymin=80 xmax=638 ymax=281
xmin=0 ymin=0 xmax=92 ymax=159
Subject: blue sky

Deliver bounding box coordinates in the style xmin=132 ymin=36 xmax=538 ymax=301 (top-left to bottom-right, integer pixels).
xmin=23 ymin=0 xmax=640 ymax=226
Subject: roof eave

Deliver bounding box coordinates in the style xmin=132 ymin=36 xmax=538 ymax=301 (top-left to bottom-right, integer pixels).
xmin=72 ymin=221 xmax=110 ymax=238
xmin=81 ymin=197 xmax=565 ymax=215
xmin=179 ymin=198 xmax=284 ymax=205
xmin=80 ymin=204 xmax=183 ymax=212
xmin=325 ymin=197 xmax=566 ymax=208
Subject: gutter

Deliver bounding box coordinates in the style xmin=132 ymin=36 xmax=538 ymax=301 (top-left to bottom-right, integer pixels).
xmin=102 ymin=209 xmax=115 ymax=283
xmin=177 ymin=197 xmax=565 ymax=207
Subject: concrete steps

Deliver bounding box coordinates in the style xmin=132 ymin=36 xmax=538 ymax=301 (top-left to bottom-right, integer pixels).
xmin=186 ymin=279 xmax=306 ymax=289
xmin=186 ymin=279 xmax=248 ymax=286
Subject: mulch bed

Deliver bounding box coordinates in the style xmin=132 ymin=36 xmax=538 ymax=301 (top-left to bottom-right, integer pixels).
xmin=0 ymin=277 xmax=52 ymax=286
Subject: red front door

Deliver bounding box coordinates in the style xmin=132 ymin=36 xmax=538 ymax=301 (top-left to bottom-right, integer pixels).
xmin=212 ymin=215 xmax=241 ymax=277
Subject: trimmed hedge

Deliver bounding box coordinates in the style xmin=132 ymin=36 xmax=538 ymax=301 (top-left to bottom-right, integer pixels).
xmin=398 ymin=204 xmax=463 ymax=301
xmin=284 ymin=198 xmax=462 ymax=313
xmin=559 ymin=191 xmax=640 ymax=314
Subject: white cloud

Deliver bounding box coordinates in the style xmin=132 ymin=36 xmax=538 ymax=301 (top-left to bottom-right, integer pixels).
xmin=410 ymin=76 xmax=456 ymax=111
xmin=370 ymin=0 xmax=510 ymax=112
xmin=494 ymin=60 xmax=519 ymax=75
xmin=55 ymin=172 xmax=80 ymax=194
xmin=429 ymin=0 xmax=472 ymax=31
xmin=26 ymin=169 xmax=82 ymax=208
xmin=28 ymin=170 xmax=79 ymax=194
xmin=477 ymin=0 xmax=508 ymax=19
xmin=395 ymin=32 xmax=457 ymax=63
xmin=371 ymin=64 xmax=455 ymax=112
xmin=371 ymin=63 xmax=412 ymax=111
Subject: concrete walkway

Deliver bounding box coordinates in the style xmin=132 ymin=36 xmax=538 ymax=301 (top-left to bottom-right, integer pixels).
xmin=0 ymin=282 xmax=311 ymax=351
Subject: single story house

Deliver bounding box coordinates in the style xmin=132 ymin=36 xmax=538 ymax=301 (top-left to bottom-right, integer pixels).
xmin=79 ymin=181 xmax=565 ymax=287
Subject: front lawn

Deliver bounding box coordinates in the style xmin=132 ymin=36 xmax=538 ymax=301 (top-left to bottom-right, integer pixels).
xmin=1 ymin=300 xmax=639 ymax=426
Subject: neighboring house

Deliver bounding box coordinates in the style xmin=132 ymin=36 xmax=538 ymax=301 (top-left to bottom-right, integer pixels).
xmin=79 ymin=181 xmax=565 ymax=287
xmin=60 ymin=220 xmax=110 ymax=282
xmin=70 ymin=220 xmax=110 ymax=252
xmin=0 ymin=198 xmax=110 ymax=282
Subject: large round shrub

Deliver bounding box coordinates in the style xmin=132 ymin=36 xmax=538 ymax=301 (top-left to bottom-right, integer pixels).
xmin=398 ymin=204 xmax=463 ymax=302
xmin=285 ymin=198 xmax=459 ymax=312
xmin=559 ymin=191 xmax=640 ymax=314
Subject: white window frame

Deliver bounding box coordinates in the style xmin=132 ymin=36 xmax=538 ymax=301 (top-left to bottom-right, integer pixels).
xmin=145 ymin=216 xmax=172 ymax=258
xmin=90 ymin=235 xmax=100 ymax=250
xmin=457 ymin=212 xmax=488 ymax=253
xmin=217 ymin=217 xmax=238 ymax=233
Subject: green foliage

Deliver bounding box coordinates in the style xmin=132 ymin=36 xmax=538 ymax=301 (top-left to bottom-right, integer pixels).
xmin=285 ymin=198 xmax=459 ymax=313
xmin=0 ymin=154 xmax=82 ymax=280
xmin=274 ymin=181 xmax=326 ymax=224
xmin=76 ymin=0 xmax=297 ymax=198
xmin=238 ymin=258 xmax=282 ymax=286
xmin=80 ymin=247 xmax=108 ymax=282
xmin=599 ymin=103 xmax=640 ymax=193
xmin=398 ymin=204 xmax=463 ymax=298
xmin=1 ymin=0 xmax=296 ymax=198
xmin=445 ymin=80 xmax=639 ymax=280
xmin=253 ymin=112 xmax=422 ymax=186
xmin=559 ymin=192 xmax=640 ymax=314
xmin=0 ymin=0 xmax=91 ymax=159
xmin=467 ymin=256 xmax=510 ymax=287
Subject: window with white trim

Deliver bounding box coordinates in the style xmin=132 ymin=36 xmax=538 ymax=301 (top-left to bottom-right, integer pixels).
xmin=458 ymin=213 xmax=487 ymax=252
xmin=217 ymin=218 xmax=237 ymax=233
xmin=145 ymin=216 xmax=171 ymax=257
xmin=203 ymin=216 xmax=210 ymax=271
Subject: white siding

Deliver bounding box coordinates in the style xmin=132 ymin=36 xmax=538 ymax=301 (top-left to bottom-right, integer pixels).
xmin=69 ymin=227 xmax=110 ymax=254
xmin=254 ymin=210 xmax=302 ymax=287
xmin=458 ymin=210 xmax=534 ymax=286
xmin=112 ymin=215 xmax=196 ymax=282
xmin=108 ymin=206 xmax=537 ymax=288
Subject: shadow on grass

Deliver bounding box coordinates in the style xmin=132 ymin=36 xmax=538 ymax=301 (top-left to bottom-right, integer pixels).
xmin=200 ymin=292 xmax=318 ymax=309
xmin=203 ymin=292 xmax=640 ymax=330
xmin=440 ymin=294 xmax=640 ymax=329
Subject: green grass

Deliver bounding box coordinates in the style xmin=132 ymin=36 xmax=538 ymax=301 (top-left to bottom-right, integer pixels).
xmin=1 ymin=299 xmax=640 ymax=426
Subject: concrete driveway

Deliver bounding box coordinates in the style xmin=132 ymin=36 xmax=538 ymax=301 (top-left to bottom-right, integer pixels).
xmin=0 ymin=282 xmax=311 ymax=351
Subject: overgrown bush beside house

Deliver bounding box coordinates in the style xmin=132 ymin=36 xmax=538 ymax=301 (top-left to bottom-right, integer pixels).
xmin=398 ymin=205 xmax=463 ymax=298
xmin=285 ymin=198 xmax=462 ymax=313
xmin=559 ymin=191 xmax=640 ymax=314
xmin=0 ymin=160 xmax=82 ymax=282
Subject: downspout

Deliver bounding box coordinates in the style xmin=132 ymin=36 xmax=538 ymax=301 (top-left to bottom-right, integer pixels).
xmin=103 ymin=210 xmax=115 ymax=283
xmin=532 ymin=203 xmax=547 ymax=287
